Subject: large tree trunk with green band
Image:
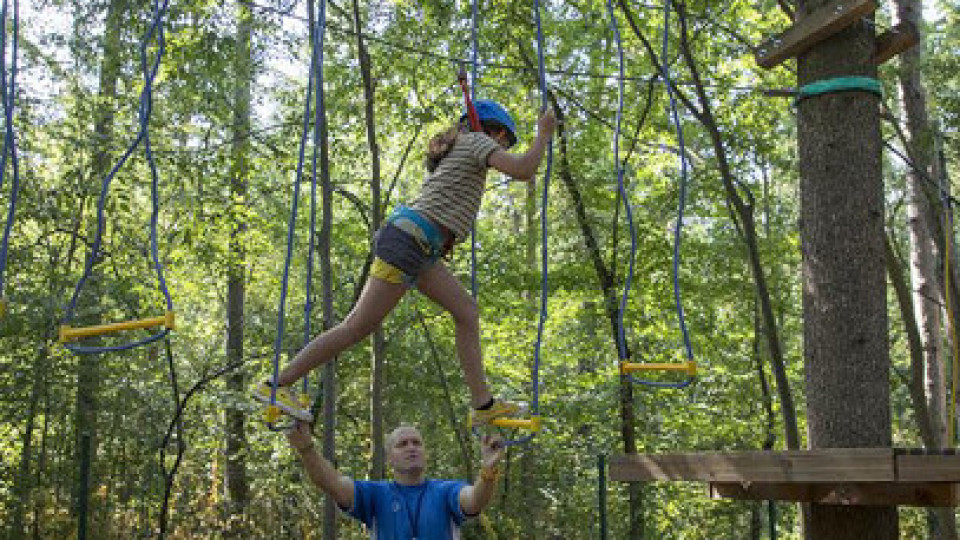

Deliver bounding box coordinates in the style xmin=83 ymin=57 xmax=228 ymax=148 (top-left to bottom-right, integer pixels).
xmin=796 ymin=0 xmax=896 ymax=537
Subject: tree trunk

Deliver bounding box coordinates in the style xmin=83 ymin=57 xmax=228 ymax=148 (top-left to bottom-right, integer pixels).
xmin=351 ymin=0 xmax=385 ymax=480
xmin=306 ymin=0 xmax=338 ymax=535
xmin=796 ymin=1 xmax=897 ymax=536
xmin=549 ymin=94 xmax=644 ymax=540
xmin=223 ymin=3 xmax=252 ymax=536
xmin=10 ymin=344 xmax=48 ymax=539
xmin=72 ymin=0 xmax=124 ymax=532
xmin=521 ymin=160 xmax=539 ymax=540
xmin=893 ymin=0 xmax=956 ymax=536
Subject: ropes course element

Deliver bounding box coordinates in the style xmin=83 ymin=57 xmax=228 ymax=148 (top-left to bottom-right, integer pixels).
xmin=608 ymin=0 xmax=695 ymax=388
xmin=524 ymin=0 xmax=553 ymax=439
xmin=468 ymin=0 xmax=480 ymax=300
xmin=457 ymin=0 xmax=550 ymax=444
xmin=0 ymin=0 xmax=20 ymax=319
xmin=264 ymin=0 xmax=326 ymax=428
xmin=483 ymin=0 xmax=553 ymax=444
xmin=59 ymin=0 xmax=175 ymax=354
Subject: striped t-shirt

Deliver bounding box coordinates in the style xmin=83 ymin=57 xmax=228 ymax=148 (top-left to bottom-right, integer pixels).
xmin=411 ymin=132 xmax=501 ymax=243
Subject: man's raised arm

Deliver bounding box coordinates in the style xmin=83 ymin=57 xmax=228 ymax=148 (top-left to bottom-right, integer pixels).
xmin=287 ymin=420 xmax=355 ymax=509
xmin=459 ymin=434 xmax=505 ymax=516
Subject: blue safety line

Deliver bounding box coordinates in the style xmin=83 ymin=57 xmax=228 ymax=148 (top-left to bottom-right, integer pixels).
xmin=269 ymin=0 xmax=326 ymax=417
xmin=62 ymin=0 xmax=174 ymax=354
xmin=661 ymin=0 xmax=694 ymax=367
xmin=0 ymin=0 xmax=20 ymax=304
xmin=302 ymin=0 xmax=325 ymax=399
xmin=499 ymin=0 xmax=552 ymax=448
xmin=469 ymin=0 xmax=479 ymax=300
xmin=608 ymin=0 xmax=692 ymax=389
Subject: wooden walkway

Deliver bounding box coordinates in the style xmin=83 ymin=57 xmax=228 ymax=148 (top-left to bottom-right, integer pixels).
xmin=609 ymin=448 xmax=960 ymax=507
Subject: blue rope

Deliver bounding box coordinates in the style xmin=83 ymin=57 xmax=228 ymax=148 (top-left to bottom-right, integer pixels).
xmin=469 ymin=0 xmax=479 ymax=300
xmin=661 ymin=0 xmax=694 ymax=367
xmin=608 ymin=0 xmax=692 ymax=389
xmin=62 ymin=0 xmax=174 ymax=354
xmin=500 ymin=0 xmax=552 ymax=448
xmin=0 ymin=0 xmax=19 ymax=304
xmin=269 ymin=0 xmax=326 ymax=413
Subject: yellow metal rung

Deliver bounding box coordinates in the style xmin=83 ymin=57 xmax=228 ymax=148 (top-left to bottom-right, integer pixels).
xmin=489 ymin=415 xmax=542 ymax=432
xmin=59 ymin=311 xmax=176 ymax=343
xmin=620 ymin=360 xmax=697 ymax=377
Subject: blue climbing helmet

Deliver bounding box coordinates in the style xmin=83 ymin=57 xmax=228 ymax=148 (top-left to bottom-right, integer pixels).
xmin=463 ymin=99 xmax=518 ymax=149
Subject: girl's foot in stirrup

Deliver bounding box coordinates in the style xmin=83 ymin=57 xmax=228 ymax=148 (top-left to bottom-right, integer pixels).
xmin=251 ymin=381 xmax=314 ymax=423
xmin=471 ymin=398 xmax=521 ymax=426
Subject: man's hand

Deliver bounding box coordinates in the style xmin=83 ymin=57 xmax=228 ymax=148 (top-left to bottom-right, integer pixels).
xmin=480 ymin=434 xmax=504 ymax=470
xmin=285 ymin=420 xmax=314 ymax=452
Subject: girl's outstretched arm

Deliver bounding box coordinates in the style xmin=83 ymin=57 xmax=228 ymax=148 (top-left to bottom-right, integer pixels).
xmin=487 ymin=108 xmax=556 ymax=181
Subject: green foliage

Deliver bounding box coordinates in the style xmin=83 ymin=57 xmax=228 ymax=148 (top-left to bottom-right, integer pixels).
xmin=0 ymin=0 xmax=954 ymax=538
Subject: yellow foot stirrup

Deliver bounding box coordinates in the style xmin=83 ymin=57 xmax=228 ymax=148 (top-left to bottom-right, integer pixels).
xmin=59 ymin=311 xmax=176 ymax=343
xmin=467 ymin=412 xmax=543 ymax=432
xmin=265 ymin=405 xmax=283 ymax=424
xmin=619 ymin=360 xmax=697 ymax=377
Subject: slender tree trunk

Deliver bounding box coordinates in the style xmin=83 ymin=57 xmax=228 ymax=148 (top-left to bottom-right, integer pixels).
xmin=10 ymin=345 xmax=47 ymax=540
xmin=223 ymin=3 xmax=252 ymax=536
xmin=895 ymin=0 xmax=949 ymax=449
xmin=521 ymin=164 xmax=539 ymax=539
xmin=72 ymin=0 xmax=124 ymax=532
xmin=894 ymin=2 xmax=956 ymax=537
xmin=549 ymin=95 xmax=644 ymax=540
xmin=351 ymin=0 xmax=385 ymax=480
xmin=796 ymin=1 xmax=897 ymax=536
xmin=306 ymin=0 xmax=338 ymax=534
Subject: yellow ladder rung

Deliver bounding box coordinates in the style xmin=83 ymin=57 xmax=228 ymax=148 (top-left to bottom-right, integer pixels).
xmin=59 ymin=311 xmax=176 ymax=343
xmin=489 ymin=415 xmax=542 ymax=432
xmin=619 ymin=360 xmax=697 ymax=377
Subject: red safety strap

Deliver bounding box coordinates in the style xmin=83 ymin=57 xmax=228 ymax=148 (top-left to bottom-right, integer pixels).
xmin=457 ymin=69 xmax=482 ymax=132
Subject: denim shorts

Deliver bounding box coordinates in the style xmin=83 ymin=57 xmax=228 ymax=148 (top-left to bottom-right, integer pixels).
xmin=371 ymin=207 xmax=446 ymax=285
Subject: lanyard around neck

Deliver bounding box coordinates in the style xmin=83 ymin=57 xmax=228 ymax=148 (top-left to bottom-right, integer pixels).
xmin=392 ymin=481 xmax=428 ymax=539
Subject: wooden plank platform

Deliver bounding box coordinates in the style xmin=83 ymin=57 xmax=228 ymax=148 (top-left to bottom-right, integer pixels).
xmin=609 ymin=448 xmax=894 ymax=483
xmin=610 ymin=448 xmax=960 ymax=507
xmin=710 ymin=481 xmax=960 ymax=507
xmin=755 ymin=0 xmax=877 ymax=69
xmin=870 ymin=21 xmax=920 ymax=65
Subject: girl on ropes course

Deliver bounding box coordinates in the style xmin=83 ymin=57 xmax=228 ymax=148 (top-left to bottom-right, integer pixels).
xmin=253 ymin=100 xmax=556 ymax=426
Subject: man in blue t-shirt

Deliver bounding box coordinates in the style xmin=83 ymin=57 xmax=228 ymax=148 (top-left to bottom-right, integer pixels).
xmin=287 ymin=421 xmax=504 ymax=539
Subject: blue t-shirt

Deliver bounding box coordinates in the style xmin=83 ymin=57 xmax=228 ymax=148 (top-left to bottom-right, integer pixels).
xmin=342 ymin=479 xmax=470 ymax=539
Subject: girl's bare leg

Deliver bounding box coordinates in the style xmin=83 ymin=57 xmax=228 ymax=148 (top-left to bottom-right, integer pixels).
xmin=277 ymin=276 xmax=407 ymax=385
xmin=415 ymin=261 xmax=492 ymax=408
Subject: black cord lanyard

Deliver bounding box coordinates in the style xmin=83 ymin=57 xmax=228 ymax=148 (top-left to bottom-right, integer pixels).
xmin=392 ymin=481 xmax=428 ymax=539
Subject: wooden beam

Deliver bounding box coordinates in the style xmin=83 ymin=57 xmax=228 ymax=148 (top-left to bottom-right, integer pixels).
xmin=710 ymin=481 xmax=960 ymax=507
xmin=897 ymin=453 xmax=960 ymax=482
xmin=869 ymin=21 xmax=920 ymax=65
xmin=609 ymin=449 xmax=894 ymax=483
xmin=755 ymin=0 xmax=878 ymax=69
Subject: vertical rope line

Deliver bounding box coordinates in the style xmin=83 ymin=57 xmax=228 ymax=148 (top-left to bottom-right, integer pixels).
xmin=531 ymin=0 xmax=552 ymax=416
xmin=661 ymin=0 xmax=693 ymax=361
xmin=302 ymin=0 xmax=326 ymax=397
xmin=607 ymin=0 xmax=632 ymax=364
xmin=469 ymin=0 xmax=480 ymax=299
xmin=269 ymin=1 xmax=322 ymax=406
xmin=0 ymin=0 xmax=19 ymax=302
